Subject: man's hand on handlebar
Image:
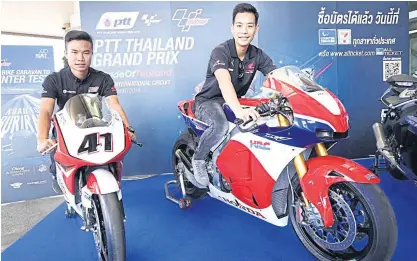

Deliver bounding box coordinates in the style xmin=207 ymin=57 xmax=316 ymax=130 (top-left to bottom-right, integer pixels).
xmin=256 ymin=102 xmax=270 ymax=115
xmin=235 ymin=107 xmax=261 ymax=122
xmin=37 ymin=138 xmax=57 ymax=154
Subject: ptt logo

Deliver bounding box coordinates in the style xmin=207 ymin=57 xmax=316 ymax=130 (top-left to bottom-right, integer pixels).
xmin=35 ymin=49 xmax=48 ymax=59
xmin=172 ymin=9 xmax=209 ymax=32
xmin=250 ymin=140 xmax=271 ymax=150
xmin=96 ymin=12 xmax=139 ymax=30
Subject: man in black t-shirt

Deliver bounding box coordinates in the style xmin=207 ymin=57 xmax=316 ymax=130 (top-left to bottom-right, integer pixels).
xmin=37 ymin=30 xmax=136 ymax=194
xmin=192 ymin=3 xmax=277 ymax=188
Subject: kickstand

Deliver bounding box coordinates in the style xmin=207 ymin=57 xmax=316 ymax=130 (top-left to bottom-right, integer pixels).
xmin=165 ymin=164 xmax=192 ymax=209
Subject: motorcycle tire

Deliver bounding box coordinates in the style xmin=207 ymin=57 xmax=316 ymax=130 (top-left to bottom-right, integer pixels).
xmin=288 ymin=178 xmax=397 ymax=261
xmin=93 ymin=192 xmax=126 ymax=261
xmin=172 ymin=132 xmax=207 ymax=199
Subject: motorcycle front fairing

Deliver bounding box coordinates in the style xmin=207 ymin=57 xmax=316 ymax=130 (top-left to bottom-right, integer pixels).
xmin=53 ymin=94 xmax=131 ymax=196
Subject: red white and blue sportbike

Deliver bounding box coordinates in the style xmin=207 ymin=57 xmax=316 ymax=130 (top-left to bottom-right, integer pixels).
xmin=43 ymin=93 xmax=141 ymax=261
xmin=169 ymin=66 xmax=397 ymax=261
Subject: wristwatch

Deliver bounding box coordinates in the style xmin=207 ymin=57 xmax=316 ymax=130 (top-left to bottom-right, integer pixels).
xmin=127 ymin=126 xmax=135 ymax=133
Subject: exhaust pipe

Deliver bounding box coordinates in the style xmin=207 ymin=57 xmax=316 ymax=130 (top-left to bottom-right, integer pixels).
xmin=372 ymin=123 xmax=389 ymax=150
xmin=372 ymin=123 xmax=398 ymax=167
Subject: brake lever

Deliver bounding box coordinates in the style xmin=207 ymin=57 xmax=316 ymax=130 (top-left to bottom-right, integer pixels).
xmin=40 ymin=143 xmax=58 ymax=156
xmin=132 ymin=140 xmax=143 ymax=147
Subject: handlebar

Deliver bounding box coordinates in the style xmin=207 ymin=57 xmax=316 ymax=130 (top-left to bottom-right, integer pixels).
xmin=234 ymin=95 xmax=293 ymax=133
xmin=132 ymin=140 xmax=143 ymax=147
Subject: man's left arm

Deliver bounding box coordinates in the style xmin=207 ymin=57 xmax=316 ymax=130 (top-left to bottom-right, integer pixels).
xmin=101 ymin=75 xmax=136 ymax=140
xmin=258 ymin=49 xmax=278 ymax=76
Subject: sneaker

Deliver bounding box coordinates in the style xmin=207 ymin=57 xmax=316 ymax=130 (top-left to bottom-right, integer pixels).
xmin=192 ymin=158 xmax=209 ymax=187
xmin=51 ymin=176 xmax=63 ymax=194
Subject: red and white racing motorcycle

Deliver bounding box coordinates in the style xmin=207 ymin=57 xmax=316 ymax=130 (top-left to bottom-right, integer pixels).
xmin=169 ymin=66 xmax=398 ymax=261
xmin=44 ymin=93 xmax=141 ymax=261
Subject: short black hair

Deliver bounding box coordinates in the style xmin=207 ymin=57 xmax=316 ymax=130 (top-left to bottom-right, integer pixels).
xmin=64 ymin=30 xmax=93 ymax=50
xmin=232 ymin=3 xmax=259 ymax=25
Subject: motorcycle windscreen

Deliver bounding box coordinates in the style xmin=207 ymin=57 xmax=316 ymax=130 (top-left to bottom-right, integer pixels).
xmin=283 ymin=66 xmax=324 ymax=93
xmin=63 ymin=93 xmax=112 ymax=129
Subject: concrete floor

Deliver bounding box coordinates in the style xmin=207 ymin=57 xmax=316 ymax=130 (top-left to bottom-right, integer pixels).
xmin=1 ymin=196 xmax=64 ymax=252
xmin=0 ymin=174 xmax=159 ymax=252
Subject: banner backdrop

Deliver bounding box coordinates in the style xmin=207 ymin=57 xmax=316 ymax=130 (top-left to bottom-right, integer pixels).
xmin=79 ymin=1 xmax=409 ymax=176
xmin=1 ymin=45 xmax=56 ymax=203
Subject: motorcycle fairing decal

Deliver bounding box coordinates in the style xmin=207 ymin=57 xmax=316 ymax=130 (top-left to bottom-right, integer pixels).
xmin=404 ymin=115 xmax=417 ymax=135
xmin=54 ymin=116 xmax=131 ymax=168
xmin=208 ymin=184 xmax=289 ymax=227
xmin=263 ymin=78 xmax=349 ymax=133
xmin=300 ymin=155 xmax=380 ymax=228
xmin=231 ymin=132 xmax=305 ymax=181
xmin=216 ymin=140 xmax=276 ymax=209
xmin=56 ymin=163 xmax=76 ymax=195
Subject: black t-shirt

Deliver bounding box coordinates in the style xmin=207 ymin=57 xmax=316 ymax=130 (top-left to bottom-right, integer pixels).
xmin=195 ymin=38 xmax=277 ymax=104
xmin=41 ymin=67 xmax=117 ymax=110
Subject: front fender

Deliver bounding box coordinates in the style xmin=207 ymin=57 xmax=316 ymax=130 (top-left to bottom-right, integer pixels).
xmin=86 ymin=169 xmax=120 ymax=194
xmin=300 ymin=156 xmax=379 ymax=228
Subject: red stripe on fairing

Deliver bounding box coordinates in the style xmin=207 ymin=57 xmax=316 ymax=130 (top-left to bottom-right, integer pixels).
xmin=263 ymin=78 xmax=349 ymax=132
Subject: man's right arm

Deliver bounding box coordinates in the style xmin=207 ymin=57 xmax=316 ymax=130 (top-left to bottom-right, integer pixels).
xmin=37 ymin=98 xmax=55 ymax=140
xmin=37 ymin=75 xmax=57 ymax=153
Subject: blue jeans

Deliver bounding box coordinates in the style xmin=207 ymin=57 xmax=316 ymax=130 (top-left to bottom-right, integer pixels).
xmin=194 ymin=99 xmax=229 ymax=160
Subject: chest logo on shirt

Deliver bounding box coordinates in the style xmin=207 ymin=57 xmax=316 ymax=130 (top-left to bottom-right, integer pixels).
xmin=63 ymin=90 xmax=76 ymax=94
xmin=88 ymin=86 xmax=99 ymax=93
xmin=245 ymin=62 xmax=256 ymax=73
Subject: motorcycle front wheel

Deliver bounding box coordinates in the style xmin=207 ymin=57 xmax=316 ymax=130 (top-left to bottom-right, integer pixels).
xmin=92 ymin=192 xmax=126 ymax=261
xmin=288 ymin=179 xmax=398 ymax=261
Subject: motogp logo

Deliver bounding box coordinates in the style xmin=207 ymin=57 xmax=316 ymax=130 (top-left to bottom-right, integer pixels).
xmin=172 ymin=9 xmax=209 ymax=32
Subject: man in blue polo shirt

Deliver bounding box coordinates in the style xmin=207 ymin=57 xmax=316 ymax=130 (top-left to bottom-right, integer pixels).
xmin=192 ymin=3 xmax=277 ymax=188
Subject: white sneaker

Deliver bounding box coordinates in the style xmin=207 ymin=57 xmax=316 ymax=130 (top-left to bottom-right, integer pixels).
xmin=192 ymin=158 xmax=209 ymax=187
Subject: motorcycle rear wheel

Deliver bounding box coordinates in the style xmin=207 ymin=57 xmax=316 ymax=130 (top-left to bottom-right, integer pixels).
xmin=92 ymin=192 xmax=126 ymax=261
xmin=172 ymin=132 xmax=207 ymax=199
xmin=288 ymin=179 xmax=397 ymax=261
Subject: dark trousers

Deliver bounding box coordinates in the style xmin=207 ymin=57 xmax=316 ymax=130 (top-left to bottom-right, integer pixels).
xmin=193 ymin=99 xmax=229 ymax=160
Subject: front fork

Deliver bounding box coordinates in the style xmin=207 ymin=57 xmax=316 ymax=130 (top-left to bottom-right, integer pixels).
xmin=278 ymin=114 xmax=328 ymax=207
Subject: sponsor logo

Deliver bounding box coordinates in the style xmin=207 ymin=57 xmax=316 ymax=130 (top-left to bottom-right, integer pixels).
xmin=365 ymin=173 xmax=378 ymax=180
xmin=10 ymin=182 xmax=23 ymax=189
xmin=213 ymin=60 xmax=225 ymax=68
xmin=88 ymin=86 xmax=99 ymax=93
xmin=6 ymin=167 xmax=30 ymax=176
xmin=250 ymin=140 xmax=271 ymax=150
xmin=376 ymin=48 xmax=403 ymax=56
xmin=35 ymin=49 xmax=49 ymax=59
xmin=172 ymin=9 xmax=209 ymax=32
xmin=38 ymin=164 xmax=48 ymax=172
xmin=1 ymin=59 xmax=11 ymax=67
xmin=63 ymin=89 xmax=76 ymax=94
xmin=337 ymin=29 xmax=351 ymax=45
xmin=318 ymin=29 xmax=337 ymax=45
xmin=96 ymin=12 xmax=139 ymax=30
xmin=27 ymin=180 xmax=47 ymax=185
xmin=245 ymin=62 xmax=255 ymax=73
xmin=141 ymin=13 xmax=161 ymax=26
xmin=265 ymin=133 xmax=292 ymax=141
xmin=218 ymin=196 xmax=266 ymax=219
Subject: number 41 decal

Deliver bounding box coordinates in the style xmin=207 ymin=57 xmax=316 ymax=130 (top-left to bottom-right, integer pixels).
xmin=78 ymin=133 xmax=113 ymax=154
